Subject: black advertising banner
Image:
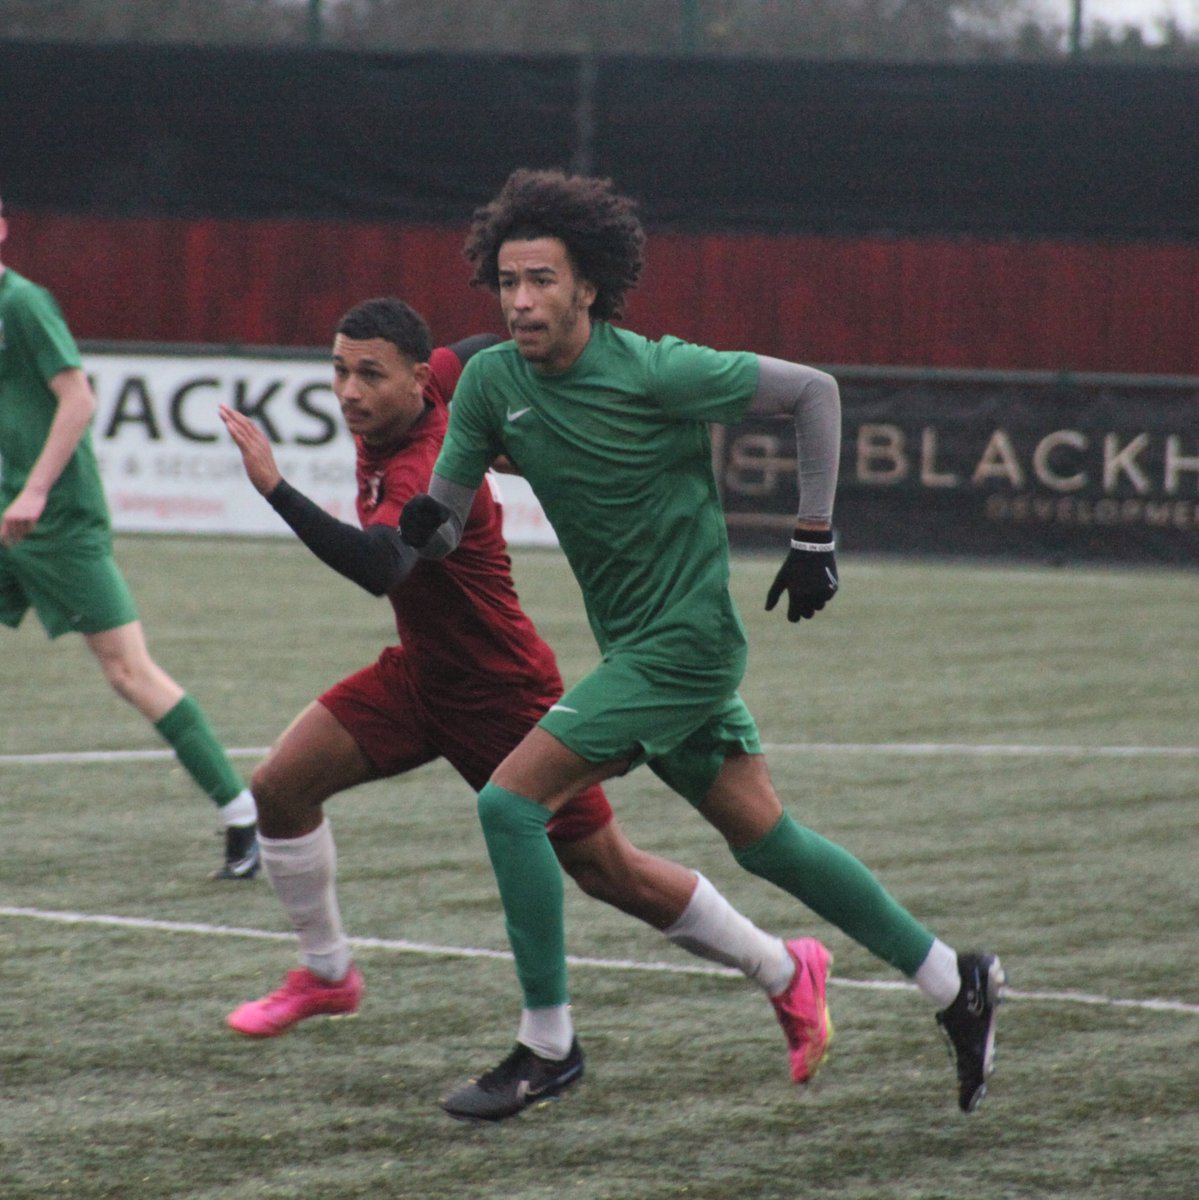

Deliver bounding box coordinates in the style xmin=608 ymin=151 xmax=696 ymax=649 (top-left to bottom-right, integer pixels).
xmin=720 ymin=369 xmax=1199 ymax=565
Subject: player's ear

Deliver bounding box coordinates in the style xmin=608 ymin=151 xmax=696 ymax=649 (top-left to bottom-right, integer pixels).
xmin=412 ymin=360 xmax=432 ymax=388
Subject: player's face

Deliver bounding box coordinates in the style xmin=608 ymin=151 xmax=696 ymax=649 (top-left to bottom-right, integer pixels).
xmin=497 ymin=237 xmax=597 ymax=374
xmin=331 ymin=335 xmax=431 ymax=449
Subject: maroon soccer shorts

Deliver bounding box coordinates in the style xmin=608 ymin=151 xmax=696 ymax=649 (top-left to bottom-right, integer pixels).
xmin=318 ymin=646 xmax=613 ymax=844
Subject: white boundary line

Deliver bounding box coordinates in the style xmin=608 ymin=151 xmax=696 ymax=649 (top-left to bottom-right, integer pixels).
xmin=2 ymin=904 xmax=1197 ymax=1016
xmin=762 ymin=742 xmax=1199 ymax=759
xmin=4 ymin=741 xmax=1199 ymax=766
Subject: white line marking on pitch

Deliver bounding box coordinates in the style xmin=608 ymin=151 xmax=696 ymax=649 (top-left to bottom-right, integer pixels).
xmin=4 ymin=741 xmax=1199 ymax=766
xmin=1 ymin=747 xmax=270 ymax=765
xmin=2 ymin=905 xmax=1196 ymax=1016
xmin=763 ymin=743 xmax=1199 ymax=759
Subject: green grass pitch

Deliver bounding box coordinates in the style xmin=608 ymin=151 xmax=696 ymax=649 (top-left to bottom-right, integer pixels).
xmin=2 ymin=536 xmax=1196 ymax=1199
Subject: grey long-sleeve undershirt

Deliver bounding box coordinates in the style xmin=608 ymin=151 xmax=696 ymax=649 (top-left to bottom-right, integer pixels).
xmin=748 ymin=355 xmax=841 ymax=526
xmin=423 ymin=353 xmax=841 ymax=557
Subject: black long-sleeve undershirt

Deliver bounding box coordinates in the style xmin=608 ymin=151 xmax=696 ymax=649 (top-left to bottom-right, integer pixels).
xmin=266 ymin=478 xmax=416 ymax=595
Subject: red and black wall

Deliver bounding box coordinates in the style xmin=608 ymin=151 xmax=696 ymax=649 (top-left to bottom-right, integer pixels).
xmin=3 ymin=41 xmax=1197 ymax=560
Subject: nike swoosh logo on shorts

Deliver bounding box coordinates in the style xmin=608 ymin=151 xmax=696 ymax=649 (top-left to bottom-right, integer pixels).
xmin=548 ymin=704 xmax=578 ymax=714
xmin=506 ymin=406 xmax=532 ymax=422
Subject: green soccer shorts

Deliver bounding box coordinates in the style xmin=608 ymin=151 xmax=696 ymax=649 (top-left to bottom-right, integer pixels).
xmin=538 ymin=649 xmax=762 ymax=807
xmin=0 ymin=538 xmax=139 ymax=638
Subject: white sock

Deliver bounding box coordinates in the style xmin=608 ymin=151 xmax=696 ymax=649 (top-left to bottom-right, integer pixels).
xmin=260 ymin=819 xmax=352 ymax=983
xmin=220 ymin=788 xmax=257 ymax=828
xmin=517 ymin=1005 xmax=574 ymax=1060
xmin=663 ymin=872 xmax=794 ymax=996
xmin=914 ymin=938 xmax=961 ymax=1008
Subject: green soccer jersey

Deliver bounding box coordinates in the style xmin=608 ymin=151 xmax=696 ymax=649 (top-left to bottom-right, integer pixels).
xmin=435 ymin=322 xmax=760 ymax=673
xmin=0 ymin=268 xmax=110 ymax=542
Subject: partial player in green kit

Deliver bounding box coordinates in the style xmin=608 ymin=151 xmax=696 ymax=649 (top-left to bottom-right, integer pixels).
xmin=0 ymin=195 xmax=259 ymax=879
xmin=402 ymin=168 xmax=1005 ymax=1123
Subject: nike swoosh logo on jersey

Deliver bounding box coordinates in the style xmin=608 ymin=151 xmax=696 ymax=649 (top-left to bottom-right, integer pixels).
xmin=548 ymin=704 xmax=578 ymax=714
xmin=506 ymin=406 xmax=532 ymax=422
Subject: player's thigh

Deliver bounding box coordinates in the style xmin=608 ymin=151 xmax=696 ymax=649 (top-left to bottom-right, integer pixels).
xmin=647 ymin=692 xmax=764 ymax=807
xmin=1 ymin=540 xmax=137 ymax=638
xmin=695 ymin=749 xmax=783 ymax=849
xmin=254 ymin=700 xmax=377 ymax=813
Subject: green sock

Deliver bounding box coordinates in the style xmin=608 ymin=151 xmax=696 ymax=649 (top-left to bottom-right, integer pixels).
xmin=476 ymin=783 xmax=567 ymax=1009
xmin=734 ymin=812 xmax=935 ymax=976
xmin=153 ymin=695 xmax=244 ymax=808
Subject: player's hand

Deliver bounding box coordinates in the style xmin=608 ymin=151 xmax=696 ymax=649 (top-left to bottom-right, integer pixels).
xmin=765 ymin=533 xmax=839 ymax=623
xmin=219 ymin=404 xmax=282 ymax=496
xmin=0 ymin=487 xmax=47 ymax=547
xmin=400 ymin=493 xmax=452 ymax=549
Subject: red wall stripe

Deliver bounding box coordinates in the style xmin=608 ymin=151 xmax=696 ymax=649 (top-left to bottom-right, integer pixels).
xmin=7 ymin=213 xmax=1197 ymax=375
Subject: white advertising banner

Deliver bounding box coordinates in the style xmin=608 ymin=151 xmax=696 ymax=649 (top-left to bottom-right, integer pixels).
xmin=82 ymin=348 xmax=557 ymax=546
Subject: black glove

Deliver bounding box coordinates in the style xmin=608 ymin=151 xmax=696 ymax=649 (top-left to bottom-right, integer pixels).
xmin=765 ymin=532 xmax=839 ymax=623
xmin=400 ymin=493 xmax=452 ymax=549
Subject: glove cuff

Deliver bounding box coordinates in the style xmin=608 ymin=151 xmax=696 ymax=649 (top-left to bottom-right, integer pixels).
xmin=790 ymin=533 xmax=835 ymax=552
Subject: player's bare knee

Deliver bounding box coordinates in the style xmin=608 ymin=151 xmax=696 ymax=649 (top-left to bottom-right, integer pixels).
xmin=249 ymin=759 xmax=289 ymax=820
xmin=250 ymin=756 xmax=320 ymax=827
xmin=97 ymin=657 xmax=139 ymax=705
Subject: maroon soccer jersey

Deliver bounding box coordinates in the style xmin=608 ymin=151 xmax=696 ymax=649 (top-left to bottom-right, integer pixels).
xmin=353 ymin=345 xmax=560 ymax=709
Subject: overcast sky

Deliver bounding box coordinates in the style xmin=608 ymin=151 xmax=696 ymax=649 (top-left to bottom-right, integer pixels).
xmin=1053 ymin=0 xmax=1199 ymax=33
